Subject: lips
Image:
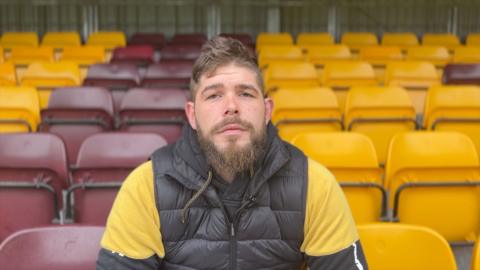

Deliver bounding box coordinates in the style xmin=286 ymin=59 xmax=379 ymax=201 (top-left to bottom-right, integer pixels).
xmin=218 ymin=123 xmax=246 ymax=133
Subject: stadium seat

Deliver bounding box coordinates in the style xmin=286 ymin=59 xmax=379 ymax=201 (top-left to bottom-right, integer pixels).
xmin=443 ymin=63 xmax=480 ymax=85
xmin=160 ymin=44 xmax=202 ymax=63
xmin=321 ymin=61 xmax=377 ymax=110
xmin=306 ymin=45 xmax=352 ymax=68
xmin=256 ymin=32 xmax=293 ymax=47
xmin=118 ymin=88 xmax=188 ymax=143
xmin=473 ymin=237 xmax=480 ymax=270
xmin=0 ymin=62 xmax=17 ymax=86
xmin=291 ymin=132 xmax=385 ymax=224
xmin=9 ymin=47 xmax=55 ymax=80
xmin=20 ymin=62 xmax=81 ymax=109
xmin=140 ymin=61 xmax=193 ymax=89
xmin=407 ymin=46 xmax=451 ymax=68
xmin=454 ymin=46 xmax=480 ymax=63
xmin=0 ymin=133 xmax=68 ymax=241
xmin=39 ymin=87 xmax=115 ymax=165
xmin=381 ymin=32 xmax=419 ymax=52
xmin=1 ymin=32 xmax=39 ymax=51
xmin=340 ymin=32 xmax=378 ymax=53
xmin=344 ymin=86 xmax=417 ymax=165
xmin=0 ymin=226 xmax=104 ymax=270
xmin=466 ymin=33 xmax=480 ymax=47
xmin=257 ymin=45 xmax=304 ymax=69
xmin=169 ymin=33 xmax=207 ymax=46
xmin=296 ymin=32 xmax=334 ymax=47
xmin=423 ymin=85 xmax=480 ymax=156
xmin=271 ymin=87 xmax=342 ymax=141
xmin=83 ymin=63 xmax=140 ymax=111
xmin=110 ymin=45 xmax=154 ymax=67
xmin=86 ymin=31 xmax=126 ymax=50
xmin=0 ymin=86 xmax=40 ymax=132
xmin=41 ymin=32 xmax=81 ymax=50
xmin=61 ymin=46 xmax=106 ymax=80
xmin=263 ymin=62 xmax=319 ymax=94
xmin=358 ymin=223 xmax=457 ymax=270
xmin=385 ymin=61 xmax=440 ymax=114
xmin=128 ymin=32 xmax=166 ymax=50
xmin=67 ymin=132 xmax=167 ymax=224
xmin=386 ymin=131 xmax=480 ymax=242
xmin=359 ymin=46 xmax=403 ymax=81
xmin=422 ymin=33 xmax=460 ymax=51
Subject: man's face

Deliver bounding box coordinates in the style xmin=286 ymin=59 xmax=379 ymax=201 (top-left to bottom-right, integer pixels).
xmin=185 ymin=63 xmax=273 ymax=169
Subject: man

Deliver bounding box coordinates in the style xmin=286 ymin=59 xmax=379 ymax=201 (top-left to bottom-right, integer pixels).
xmin=97 ymin=36 xmax=367 ymax=270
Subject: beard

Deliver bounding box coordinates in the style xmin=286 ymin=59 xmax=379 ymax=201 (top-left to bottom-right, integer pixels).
xmin=197 ymin=116 xmax=267 ymax=179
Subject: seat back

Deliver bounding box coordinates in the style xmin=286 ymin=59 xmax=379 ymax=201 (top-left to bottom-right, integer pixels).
xmin=9 ymin=47 xmax=55 ymax=66
xmin=119 ymin=88 xmax=187 ymax=143
xmin=141 ymin=61 xmax=193 ymax=89
xmin=41 ymin=32 xmax=81 ymax=49
xmin=423 ymin=85 xmax=480 ymax=156
xmin=422 ymin=33 xmax=460 ymax=51
xmin=291 ymin=132 xmax=384 ymax=223
xmin=466 ymin=33 xmax=480 ymax=47
xmin=341 ymin=32 xmax=378 ymax=53
xmin=359 ymin=46 xmax=403 ymax=66
xmin=69 ymin=132 xmax=167 ymax=224
xmin=358 ymin=223 xmax=457 ymax=270
xmin=385 ymin=131 xmax=480 ymax=242
xmin=128 ymin=33 xmax=165 ymax=50
xmin=87 ymin=31 xmax=126 ymax=50
xmin=160 ymin=44 xmax=201 ymax=62
xmin=407 ymin=46 xmax=451 ymax=68
xmin=381 ymin=32 xmax=419 ymax=51
xmin=219 ymin=33 xmax=254 ymax=47
xmin=169 ymin=33 xmax=207 ymax=46
xmin=264 ymin=62 xmax=319 ymax=94
xmin=296 ymin=32 xmax=334 ymax=47
xmin=256 ymin=32 xmax=293 ymax=48
xmin=0 ymin=86 xmax=40 ymax=132
xmin=271 ymin=87 xmax=342 ymax=141
xmin=344 ymin=86 xmax=417 ymax=165
xmin=1 ymin=32 xmax=38 ymax=50
xmin=0 ymin=226 xmax=104 ymax=270
xmin=110 ymin=45 xmax=154 ymax=67
xmin=39 ymin=87 xmax=115 ymax=164
xmin=443 ymin=63 xmax=480 ymax=85
xmin=306 ymin=45 xmax=352 ymax=67
xmin=0 ymin=62 xmax=17 ymax=86
xmin=257 ymin=45 xmax=304 ymax=69
xmin=61 ymin=46 xmax=106 ymax=66
xmin=0 ymin=133 xmax=68 ymax=241
xmin=454 ymin=46 xmax=480 ymax=63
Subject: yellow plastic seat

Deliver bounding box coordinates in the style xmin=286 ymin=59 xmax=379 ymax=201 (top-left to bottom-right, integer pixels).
xmin=424 ymin=85 xmax=480 ymax=156
xmin=407 ymin=46 xmax=451 ymax=68
xmin=60 ymin=46 xmax=106 ymax=80
xmin=359 ymin=46 xmax=403 ymax=82
xmin=1 ymin=32 xmax=39 ymax=50
xmin=306 ymin=45 xmax=352 ymax=67
xmin=467 ymin=33 xmax=480 ymax=47
xmin=256 ymin=33 xmax=293 ymax=53
xmin=0 ymin=47 xmax=4 ymax=63
xmin=0 ymin=62 xmax=17 ymax=86
xmin=381 ymin=32 xmax=419 ymax=52
xmin=385 ymin=61 xmax=440 ymax=114
xmin=42 ymin=32 xmax=82 ymax=58
xmin=358 ymin=223 xmax=458 ymax=270
xmin=0 ymin=86 xmax=40 ymax=132
xmin=296 ymin=33 xmax=334 ymax=47
xmin=264 ymin=62 xmax=319 ymax=94
xmin=422 ymin=33 xmax=460 ymax=51
xmin=257 ymin=45 xmax=304 ymax=69
xmin=341 ymin=32 xmax=378 ymax=53
xmin=291 ymin=132 xmax=385 ymax=224
xmin=9 ymin=46 xmax=55 ymax=66
xmin=453 ymin=46 xmax=480 ymax=63
xmin=87 ymin=32 xmax=126 ymax=50
xmin=473 ymin=237 xmax=480 ymax=270
xmin=20 ymin=62 xmax=81 ymax=109
xmin=345 ymin=86 xmax=417 ymax=165
xmin=321 ymin=61 xmax=377 ymax=110
xmin=271 ymin=87 xmax=342 ymax=141
xmin=385 ymin=131 xmax=480 ymax=242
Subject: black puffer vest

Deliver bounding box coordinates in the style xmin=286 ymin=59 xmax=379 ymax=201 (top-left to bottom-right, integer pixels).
xmin=151 ymin=124 xmax=308 ymax=270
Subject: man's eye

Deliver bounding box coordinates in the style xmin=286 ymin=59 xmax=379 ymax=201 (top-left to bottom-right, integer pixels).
xmin=240 ymin=92 xmax=254 ymax=97
xmin=206 ymin=94 xmax=220 ymax=100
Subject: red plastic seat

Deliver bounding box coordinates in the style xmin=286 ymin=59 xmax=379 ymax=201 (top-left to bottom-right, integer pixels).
xmin=128 ymin=32 xmax=165 ymax=50
xmin=110 ymin=45 xmax=154 ymax=67
xmin=141 ymin=61 xmax=193 ymax=89
xmin=118 ymin=88 xmax=187 ymax=143
xmin=169 ymin=33 xmax=207 ymax=46
xmin=67 ymin=132 xmax=167 ymax=225
xmin=39 ymin=87 xmax=115 ymax=165
xmin=0 ymin=226 xmax=104 ymax=270
xmin=0 ymin=133 xmax=68 ymax=241
xmin=160 ymin=44 xmax=201 ymax=63
xmin=443 ymin=63 xmax=480 ymax=85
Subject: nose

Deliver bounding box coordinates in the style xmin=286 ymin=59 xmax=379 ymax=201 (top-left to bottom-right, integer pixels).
xmin=224 ymin=93 xmax=239 ymax=116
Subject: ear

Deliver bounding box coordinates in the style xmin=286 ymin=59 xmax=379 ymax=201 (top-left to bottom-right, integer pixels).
xmin=185 ymin=101 xmax=197 ymax=130
xmin=263 ymin=97 xmax=274 ymax=124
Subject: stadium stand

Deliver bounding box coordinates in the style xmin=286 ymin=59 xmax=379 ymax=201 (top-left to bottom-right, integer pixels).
xmin=0 ymin=226 xmax=104 ymax=270
xmin=291 ymin=132 xmax=385 ymax=224
xmin=358 ymin=223 xmax=458 ymax=270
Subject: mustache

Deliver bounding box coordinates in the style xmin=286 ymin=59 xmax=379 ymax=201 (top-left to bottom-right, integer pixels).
xmin=211 ymin=117 xmax=254 ymax=134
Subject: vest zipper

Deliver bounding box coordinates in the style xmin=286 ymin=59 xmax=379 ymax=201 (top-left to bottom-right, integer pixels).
xmin=229 ymin=222 xmax=236 ymax=270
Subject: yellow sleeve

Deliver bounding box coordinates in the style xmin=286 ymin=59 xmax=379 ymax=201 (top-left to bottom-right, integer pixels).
xmin=301 ymin=158 xmax=359 ymax=256
xmin=100 ymin=161 xmax=165 ymax=259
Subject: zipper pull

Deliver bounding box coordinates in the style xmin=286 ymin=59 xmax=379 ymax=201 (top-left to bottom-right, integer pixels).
xmin=230 ymin=223 xmax=235 ymax=237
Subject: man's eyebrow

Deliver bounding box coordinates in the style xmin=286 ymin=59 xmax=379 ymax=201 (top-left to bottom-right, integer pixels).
xmin=200 ymin=83 xmax=224 ymax=95
xmin=235 ymin=83 xmax=259 ymax=92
